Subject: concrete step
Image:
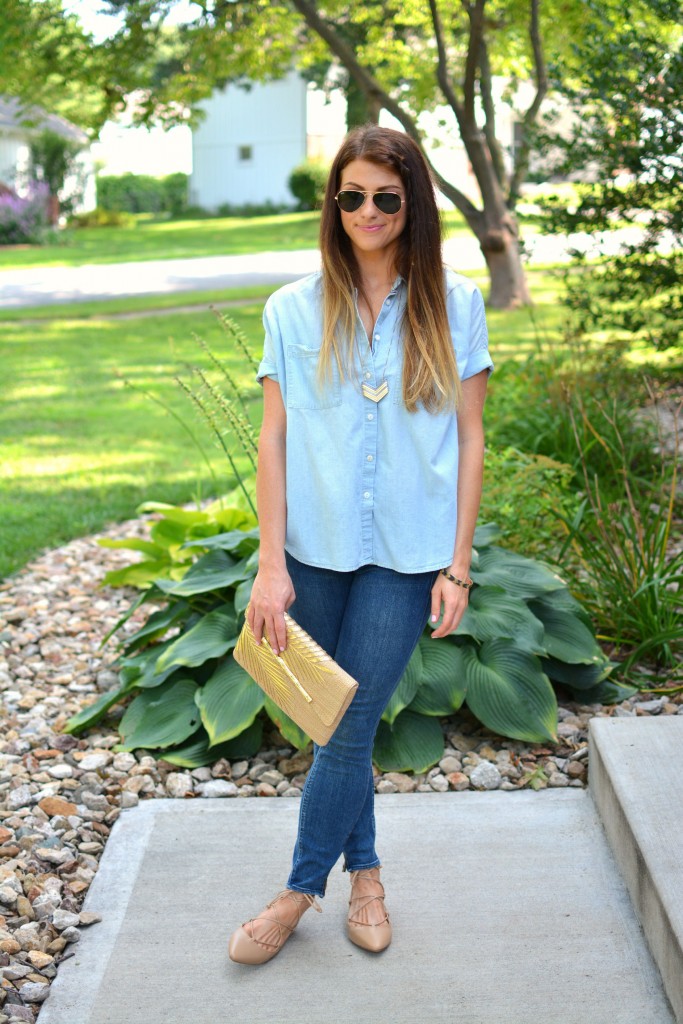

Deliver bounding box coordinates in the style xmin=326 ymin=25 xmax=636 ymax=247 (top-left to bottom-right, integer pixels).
xmin=589 ymin=716 xmax=683 ymax=1023
xmin=36 ymin=788 xmax=675 ymax=1024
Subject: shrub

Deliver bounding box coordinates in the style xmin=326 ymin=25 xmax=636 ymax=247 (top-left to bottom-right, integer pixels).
xmin=0 ymin=181 xmax=50 ymax=245
xmin=479 ymin=446 xmax=577 ymax=560
xmin=215 ymin=200 xmax=293 ymax=217
xmin=64 ymin=512 xmax=620 ymax=772
xmin=69 ymin=207 xmax=135 ymax=228
xmin=288 ymin=159 xmax=328 ymax=211
xmin=556 ymin=396 xmax=683 ymax=681
xmin=97 ymin=172 xmax=189 ymax=215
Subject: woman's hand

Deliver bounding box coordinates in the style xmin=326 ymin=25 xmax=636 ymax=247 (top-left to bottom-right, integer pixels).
xmin=246 ymin=563 xmax=296 ymax=654
xmin=429 ymin=569 xmax=470 ymax=639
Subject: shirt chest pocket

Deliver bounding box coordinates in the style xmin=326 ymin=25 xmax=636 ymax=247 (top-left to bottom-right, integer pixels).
xmin=286 ymin=344 xmax=342 ymax=410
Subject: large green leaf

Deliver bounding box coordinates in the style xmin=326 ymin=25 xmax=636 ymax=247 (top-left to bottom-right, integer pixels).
xmin=161 ymin=718 xmax=264 ymax=768
xmin=99 ymin=559 xmax=173 ymax=589
xmin=155 ymin=604 xmax=239 ymax=672
xmin=155 ymin=550 xmax=252 ymax=597
xmin=123 ymin=600 xmax=190 ymax=652
xmin=263 ymin=696 xmax=311 ymax=751
xmin=119 ymin=635 xmax=187 ymax=689
xmin=184 ymin=527 xmax=260 ymax=554
xmin=138 ymin=502 xmax=211 ymax=526
xmin=373 ymin=710 xmax=444 ymax=773
xmin=234 ymin=577 xmax=254 ymax=615
xmin=409 ymin=638 xmax=467 ymax=716
xmin=473 ymin=522 xmax=502 ymax=548
xmin=529 ymin=599 xmax=604 ymax=665
xmin=64 ymin=676 xmax=138 ymax=734
xmin=536 ymin=586 xmax=593 ymax=628
xmin=149 ymin=517 xmax=192 ymax=550
xmin=381 ymin=645 xmax=423 ymax=725
xmin=577 ymin=679 xmax=638 ymax=704
xmin=541 ymin=656 xmax=613 ymax=690
xmin=471 ymin=547 xmax=565 ymax=599
xmin=118 ymin=677 xmax=200 ymax=750
xmin=456 ymin=586 xmax=546 ymax=650
xmin=210 ymin=505 xmax=257 ymax=532
xmin=462 ymin=640 xmax=558 ymax=742
xmin=97 ymin=537 xmax=165 ymax=557
xmin=195 ymin=657 xmax=265 ymax=745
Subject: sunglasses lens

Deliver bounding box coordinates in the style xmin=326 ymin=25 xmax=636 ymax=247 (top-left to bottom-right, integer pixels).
xmin=336 ymin=191 xmax=365 ymax=212
xmin=374 ymin=193 xmax=402 ymax=215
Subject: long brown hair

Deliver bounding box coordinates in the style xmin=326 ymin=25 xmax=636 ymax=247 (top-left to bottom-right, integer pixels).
xmin=319 ymin=125 xmax=461 ymax=413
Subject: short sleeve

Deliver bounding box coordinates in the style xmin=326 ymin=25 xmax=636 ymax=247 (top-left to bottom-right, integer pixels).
xmin=256 ymin=298 xmax=282 ymax=390
xmin=461 ymin=286 xmax=494 ymax=381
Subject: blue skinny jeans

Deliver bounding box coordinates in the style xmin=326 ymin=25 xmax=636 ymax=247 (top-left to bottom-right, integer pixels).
xmin=284 ymin=552 xmax=437 ymax=898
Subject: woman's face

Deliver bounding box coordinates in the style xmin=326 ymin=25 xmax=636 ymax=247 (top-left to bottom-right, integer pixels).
xmin=337 ymin=158 xmax=407 ymax=260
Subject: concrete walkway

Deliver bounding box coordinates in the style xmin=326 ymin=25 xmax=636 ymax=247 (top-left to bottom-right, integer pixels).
xmin=36 ymin=717 xmax=682 ymax=1024
xmin=0 ymin=227 xmax=652 ymax=309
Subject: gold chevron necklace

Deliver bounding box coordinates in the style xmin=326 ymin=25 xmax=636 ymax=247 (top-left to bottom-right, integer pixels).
xmin=359 ymin=317 xmax=399 ymax=403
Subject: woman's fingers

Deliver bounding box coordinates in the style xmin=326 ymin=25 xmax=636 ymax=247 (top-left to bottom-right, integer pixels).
xmin=430 ymin=580 xmax=469 ymax=639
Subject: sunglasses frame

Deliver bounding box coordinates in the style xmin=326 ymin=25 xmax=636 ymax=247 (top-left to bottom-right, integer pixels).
xmin=335 ymin=190 xmax=406 ymax=216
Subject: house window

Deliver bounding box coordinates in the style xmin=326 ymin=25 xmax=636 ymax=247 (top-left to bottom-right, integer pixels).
xmin=512 ymin=122 xmax=524 ymax=160
xmin=238 ymin=145 xmax=253 ymax=162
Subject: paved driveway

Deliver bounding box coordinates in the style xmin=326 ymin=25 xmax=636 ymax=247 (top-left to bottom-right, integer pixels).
xmin=0 ymin=228 xmax=651 ymax=309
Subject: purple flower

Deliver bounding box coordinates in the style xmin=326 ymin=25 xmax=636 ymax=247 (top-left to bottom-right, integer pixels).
xmin=0 ymin=180 xmax=50 ymax=245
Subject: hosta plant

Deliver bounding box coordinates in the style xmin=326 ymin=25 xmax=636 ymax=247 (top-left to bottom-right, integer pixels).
xmin=66 ymin=508 xmax=622 ymax=772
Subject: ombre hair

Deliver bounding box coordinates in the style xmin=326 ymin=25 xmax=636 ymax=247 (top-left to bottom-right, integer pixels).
xmin=319 ymin=125 xmax=461 ymax=413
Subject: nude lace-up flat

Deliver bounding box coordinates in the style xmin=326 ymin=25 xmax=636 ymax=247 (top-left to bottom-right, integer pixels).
xmin=347 ymin=868 xmax=392 ymax=953
xmin=228 ymin=889 xmax=322 ymax=965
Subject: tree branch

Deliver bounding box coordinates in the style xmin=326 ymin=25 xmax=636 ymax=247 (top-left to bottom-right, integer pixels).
xmin=290 ymin=0 xmax=481 ymax=224
xmin=427 ymin=0 xmax=465 ymax=120
xmin=463 ymin=0 xmax=486 ymax=121
xmin=478 ymin=34 xmax=507 ymax=186
xmin=508 ymin=0 xmax=548 ymax=206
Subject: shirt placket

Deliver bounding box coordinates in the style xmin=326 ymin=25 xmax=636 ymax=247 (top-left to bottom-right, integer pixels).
xmin=357 ymin=283 xmax=400 ymax=562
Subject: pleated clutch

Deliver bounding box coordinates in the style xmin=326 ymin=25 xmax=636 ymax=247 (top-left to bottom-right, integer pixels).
xmin=233 ymin=613 xmax=359 ymax=746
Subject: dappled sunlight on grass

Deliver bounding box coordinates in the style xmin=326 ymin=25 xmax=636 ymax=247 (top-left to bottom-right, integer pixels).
xmin=0 ymin=212 xmax=324 ymax=269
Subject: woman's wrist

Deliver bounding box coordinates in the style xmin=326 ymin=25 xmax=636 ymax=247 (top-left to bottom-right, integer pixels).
xmin=258 ymin=549 xmax=287 ymax=573
xmin=447 ymin=558 xmax=471 ymax=578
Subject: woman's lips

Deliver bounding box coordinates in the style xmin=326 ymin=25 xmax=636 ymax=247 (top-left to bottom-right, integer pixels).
xmin=357 ymin=224 xmax=384 ymax=232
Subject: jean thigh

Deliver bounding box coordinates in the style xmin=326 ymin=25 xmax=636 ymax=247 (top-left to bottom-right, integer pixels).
xmin=285 ymin=551 xmax=354 ymax=657
xmin=333 ymin=565 xmax=437 ymax=715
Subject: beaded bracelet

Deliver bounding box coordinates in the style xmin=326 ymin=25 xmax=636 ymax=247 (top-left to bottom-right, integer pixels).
xmin=440 ymin=568 xmax=474 ymax=590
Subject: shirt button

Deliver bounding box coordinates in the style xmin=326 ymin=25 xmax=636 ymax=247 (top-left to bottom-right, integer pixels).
xmin=374 ymin=334 xmax=380 ymax=341
xmin=366 ymin=454 xmax=373 ymax=462
xmin=364 ymin=371 xmax=371 ymax=380
xmin=363 ymin=491 xmax=370 ymax=499
xmin=367 ymin=413 xmax=374 ymax=421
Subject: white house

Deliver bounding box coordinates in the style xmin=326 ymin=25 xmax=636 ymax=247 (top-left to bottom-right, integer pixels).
xmin=0 ymin=97 xmax=96 ymax=210
xmin=189 ymin=72 xmax=347 ymax=210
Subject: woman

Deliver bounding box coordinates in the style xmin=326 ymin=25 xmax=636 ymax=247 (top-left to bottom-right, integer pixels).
xmin=228 ymin=125 xmax=493 ymax=965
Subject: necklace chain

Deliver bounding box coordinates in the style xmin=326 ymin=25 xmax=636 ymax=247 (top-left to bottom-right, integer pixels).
xmin=359 ymin=314 xmax=398 ymax=404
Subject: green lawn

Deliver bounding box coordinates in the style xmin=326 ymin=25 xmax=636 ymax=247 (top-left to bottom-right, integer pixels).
xmin=0 ymin=210 xmax=476 ymax=270
xmin=0 ymin=269 xmax=566 ymax=581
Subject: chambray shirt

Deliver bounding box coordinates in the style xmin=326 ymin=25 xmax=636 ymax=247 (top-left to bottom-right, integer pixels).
xmin=257 ymin=268 xmax=493 ymax=573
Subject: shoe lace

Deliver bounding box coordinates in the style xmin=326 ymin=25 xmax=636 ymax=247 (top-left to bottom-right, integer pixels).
xmin=348 ymin=870 xmax=389 ymax=926
xmin=247 ymin=890 xmax=322 ymax=952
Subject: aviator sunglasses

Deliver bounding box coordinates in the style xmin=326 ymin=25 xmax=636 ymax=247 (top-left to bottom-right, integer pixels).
xmin=335 ymin=190 xmax=405 ymax=216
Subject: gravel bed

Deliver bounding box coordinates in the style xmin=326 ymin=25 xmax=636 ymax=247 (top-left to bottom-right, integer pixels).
xmin=0 ymin=519 xmax=681 ymax=1023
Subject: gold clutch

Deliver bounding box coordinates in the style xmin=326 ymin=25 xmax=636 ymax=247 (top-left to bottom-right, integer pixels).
xmin=233 ymin=613 xmax=358 ymax=746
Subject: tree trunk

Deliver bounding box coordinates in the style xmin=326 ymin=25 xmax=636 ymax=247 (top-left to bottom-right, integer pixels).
xmin=47 ymin=193 xmax=60 ymax=227
xmin=346 ymin=76 xmax=380 ymax=127
xmin=480 ymin=231 xmax=531 ymax=308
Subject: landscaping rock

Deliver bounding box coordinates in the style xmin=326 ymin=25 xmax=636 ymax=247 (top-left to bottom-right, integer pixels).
xmin=469 ymin=761 xmax=502 ymax=791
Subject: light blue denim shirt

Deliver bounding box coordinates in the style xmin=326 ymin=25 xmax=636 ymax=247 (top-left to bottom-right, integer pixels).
xmin=257 ymin=268 xmax=493 ymax=573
